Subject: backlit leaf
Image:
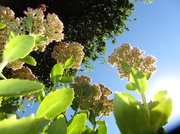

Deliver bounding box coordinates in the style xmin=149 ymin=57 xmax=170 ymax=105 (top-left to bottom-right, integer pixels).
xmin=0 ymin=114 xmax=49 ymax=134
xmin=129 ymin=68 xmax=148 ymax=93
xmin=33 ymin=35 xmax=48 ymax=45
xmin=0 ymin=23 xmax=6 ymax=29
xmin=113 ymin=92 xmax=154 ymax=134
xmin=60 ymin=76 xmax=73 ymax=83
xmin=36 ymin=88 xmax=74 ymax=118
xmin=3 ymin=35 xmax=35 ymax=62
xmin=0 ymin=79 xmax=44 ymax=97
xmin=34 ymin=90 xmax=45 ymax=103
xmin=150 ymin=90 xmax=172 ymax=131
xmin=97 ymin=124 xmax=108 ymax=134
xmin=47 ymin=114 xmax=67 ymax=134
xmin=50 ymin=63 xmax=64 ymax=84
xmin=64 ymin=58 xmax=75 ymax=68
xmin=67 ymin=113 xmax=87 ymax=134
xmin=19 ymin=55 xmax=36 ymax=66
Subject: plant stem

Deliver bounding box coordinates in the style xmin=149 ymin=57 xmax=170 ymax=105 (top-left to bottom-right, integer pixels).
xmin=131 ymin=70 xmax=151 ymax=123
xmin=140 ymin=90 xmax=150 ymax=122
xmin=51 ymin=84 xmax=57 ymax=91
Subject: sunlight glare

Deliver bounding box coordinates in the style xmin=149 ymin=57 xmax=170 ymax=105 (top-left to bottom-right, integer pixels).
xmin=148 ymin=78 xmax=180 ymax=119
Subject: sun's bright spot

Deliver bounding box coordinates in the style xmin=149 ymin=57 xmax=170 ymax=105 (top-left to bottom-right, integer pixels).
xmin=147 ymin=78 xmax=180 ymax=119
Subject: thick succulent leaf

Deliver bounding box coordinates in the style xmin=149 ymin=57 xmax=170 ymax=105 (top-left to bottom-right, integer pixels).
xmin=19 ymin=55 xmax=37 ymax=66
xmin=97 ymin=124 xmax=108 ymax=134
xmin=121 ymin=61 xmax=132 ymax=73
xmin=128 ymin=68 xmax=148 ymax=93
xmin=150 ymin=90 xmax=172 ymax=131
xmin=82 ymin=127 xmax=93 ymax=134
xmin=47 ymin=114 xmax=67 ymax=134
xmin=8 ymin=31 xmax=17 ymax=40
xmin=36 ymin=88 xmax=74 ymax=119
xmin=3 ymin=35 xmax=35 ymax=62
xmin=33 ymin=35 xmax=48 ymax=45
xmin=64 ymin=58 xmax=75 ymax=68
xmin=50 ymin=63 xmax=64 ymax=84
xmin=67 ymin=113 xmax=87 ymax=134
xmin=125 ymin=83 xmax=134 ymax=91
xmin=0 ymin=114 xmax=49 ymax=134
xmin=80 ymin=102 xmax=92 ymax=108
xmin=113 ymin=92 xmax=155 ymax=134
xmin=0 ymin=79 xmax=44 ymax=97
xmin=96 ymin=121 xmax=108 ymax=134
xmin=34 ymin=90 xmax=45 ymax=103
xmin=26 ymin=15 xmax=33 ymax=30
xmin=0 ymin=23 xmax=6 ymax=29
xmin=60 ymin=76 xmax=73 ymax=83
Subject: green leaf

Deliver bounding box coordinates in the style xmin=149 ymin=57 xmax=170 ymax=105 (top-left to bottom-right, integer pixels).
xmin=26 ymin=15 xmax=33 ymax=30
xmin=0 ymin=103 xmax=17 ymax=114
xmin=144 ymin=72 xmax=151 ymax=80
xmin=34 ymin=90 xmax=45 ymax=103
xmin=19 ymin=55 xmax=37 ymax=66
xmin=97 ymin=120 xmax=105 ymax=125
xmin=150 ymin=90 xmax=172 ymax=131
xmin=0 ymin=113 xmax=6 ymax=121
xmin=47 ymin=114 xmax=67 ymax=134
xmin=0 ymin=79 xmax=44 ymax=97
xmin=60 ymin=76 xmax=73 ymax=83
xmin=36 ymin=88 xmax=74 ymax=119
xmin=0 ymin=114 xmax=49 ymax=134
xmin=67 ymin=113 xmax=87 ymax=134
xmin=82 ymin=127 xmax=93 ymax=134
xmin=64 ymin=58 xmax=75 ymax=68
xmin=125 ymin=83 xmax=134 ymax=91
xmin=148 ymin=101 xmax=160 ymax=110
xmin=50 ymin=63 xmax=64 ymax=84
xmin=3 ymin=35 xmax=35 ymax=62
xmin=71 ymin=99 xmax=79 ymax=111
xmin=0 ymin=23 xmax=6 ymax=29
xmin=128 ymin=68 xmax=148 ymax=93
xmin=8 ymin=31 xmax=17 ymax=41
xmin=97 ymin=124 xmax=108 ymax=134
xmin=80 ymin=102 xmax=92 ymax=108
xmin=121 ymin=61 xmax=132 ymax=73
xmin=113 ymin=92 xmax=154 ymax=134
xmin=89 ymin=110 xmax=96 ymax=126
xmin=33 ymin=35 xmax=48 ymax=45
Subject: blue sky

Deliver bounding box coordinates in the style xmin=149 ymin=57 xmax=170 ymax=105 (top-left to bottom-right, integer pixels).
xmin=78 ymin=0 xmax=180 ymax=133
xmin=18 ymin=0 xmax=180 ymax=133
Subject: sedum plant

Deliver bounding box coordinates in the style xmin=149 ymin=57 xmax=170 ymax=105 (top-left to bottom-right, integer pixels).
xmin=109 ymin=43 xmax=172 ymax=134
xmin=0 ymin=6 xmax=112 ymax=134
xmin=0 ymin=5 xmax=172 ymax=134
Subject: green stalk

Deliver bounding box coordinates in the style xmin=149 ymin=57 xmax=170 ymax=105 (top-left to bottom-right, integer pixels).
xmin=131 ymin=71 xmax=151 ymax=123
xmin=51 ymin=83 xmax=57 ymax=91
xmin=140 ymin=90 xmax=150 ymax=122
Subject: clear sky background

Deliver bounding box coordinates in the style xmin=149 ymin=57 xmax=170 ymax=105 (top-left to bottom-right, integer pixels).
xmin=78 ymin=0 xmax=180 ymax=133
xmin=18 ymin=0 xmax=180 ymax=133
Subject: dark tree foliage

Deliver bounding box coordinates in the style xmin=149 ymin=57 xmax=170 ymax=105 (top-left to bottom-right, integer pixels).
xmin=0 ymin=0 xmax=134 ymax=87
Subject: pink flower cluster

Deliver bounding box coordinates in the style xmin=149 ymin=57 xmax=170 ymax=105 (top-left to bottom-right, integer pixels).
xmin=52 ymin=42 xmax=85 ymax=69
xmin=0 ymin=6 xmax=64 ymax=52
xmin=0 ymin=6 xmax=19 ymax=44
xmin=0 ymin=6 xmax=64 ymax=80
xmin=108 ymin=43 xmax=157 ymax=80
xmin=72 ymin=75 xmax=113 ymax=116
xmin=11 ymin=66 xmax=37 ymax=80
